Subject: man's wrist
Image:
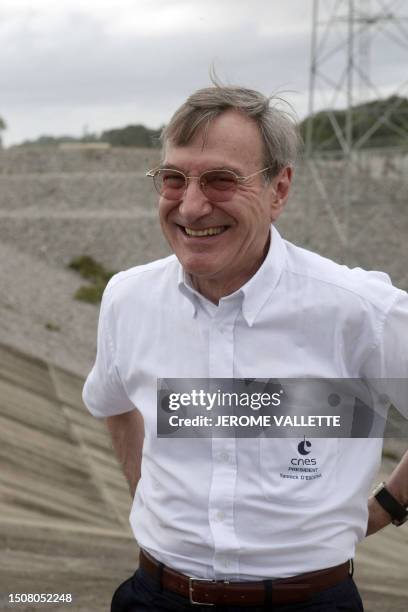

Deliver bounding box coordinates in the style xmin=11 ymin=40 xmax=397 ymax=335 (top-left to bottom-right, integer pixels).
xmin=372 ymin=482 xmax=408 ymax=526
xmin=385 ymin=479 xmax=408 ymax=509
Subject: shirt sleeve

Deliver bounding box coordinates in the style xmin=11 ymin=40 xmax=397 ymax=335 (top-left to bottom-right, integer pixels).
xmin=82 ymin=286 xmax=135 ymax=418
xmin=362 ymin=289 xmax=408 ymax=419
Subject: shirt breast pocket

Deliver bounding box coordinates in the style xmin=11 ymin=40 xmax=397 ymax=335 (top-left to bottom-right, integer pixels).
xmin=259 ymin=437 xmax=339 ymax=506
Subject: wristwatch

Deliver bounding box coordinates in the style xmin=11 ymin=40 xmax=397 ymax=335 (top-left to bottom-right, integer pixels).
xmin=372 ymin=482 xmax=408 ymax=526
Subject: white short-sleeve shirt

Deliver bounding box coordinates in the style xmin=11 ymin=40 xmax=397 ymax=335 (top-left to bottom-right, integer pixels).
xmin=83 ymin=226 xmax=408 ymax=580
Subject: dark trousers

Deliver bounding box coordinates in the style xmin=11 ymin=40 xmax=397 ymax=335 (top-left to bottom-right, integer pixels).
xmin=111 ymin=567 xmax=364 ymax=612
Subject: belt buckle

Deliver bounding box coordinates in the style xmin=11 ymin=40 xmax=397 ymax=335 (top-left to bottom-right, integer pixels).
xmin=189 ymin=577 xmax=216 ymax=606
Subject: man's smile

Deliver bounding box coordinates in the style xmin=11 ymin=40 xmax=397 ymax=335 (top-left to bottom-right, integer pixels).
xmin=178 ymin=225 xmax=229 ymax=237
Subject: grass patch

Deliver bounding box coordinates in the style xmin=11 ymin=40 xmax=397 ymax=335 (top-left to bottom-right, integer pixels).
xmin=68 ymin=255 xmax=114 ymax=283
xmin=74 ymin=283 xmax=105 ymax=304
xmin=45 ymin=321 xmax=61 ymax=332
xmin=68 ymin=255 xmax=116 ymax=304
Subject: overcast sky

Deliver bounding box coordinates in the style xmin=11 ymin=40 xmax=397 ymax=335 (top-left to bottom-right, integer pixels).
xmin=1 ymin=0 xmax=407 ymax=145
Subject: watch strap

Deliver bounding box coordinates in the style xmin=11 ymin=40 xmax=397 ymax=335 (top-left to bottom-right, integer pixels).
xmin=373 ymin=482 xmax=408 ymax=526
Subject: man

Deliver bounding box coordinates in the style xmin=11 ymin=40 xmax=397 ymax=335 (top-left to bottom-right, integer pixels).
xmin=82 ymin=83 xmax=408 ymax=611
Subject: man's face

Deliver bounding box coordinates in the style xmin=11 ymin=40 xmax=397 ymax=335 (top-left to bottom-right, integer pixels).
xmin=159 ymin=110 xmax=291 ymax=297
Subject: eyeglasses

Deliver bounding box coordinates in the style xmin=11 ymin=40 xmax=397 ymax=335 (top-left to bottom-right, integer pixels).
xmin=146 ymin=167 xmax=271 ymax=202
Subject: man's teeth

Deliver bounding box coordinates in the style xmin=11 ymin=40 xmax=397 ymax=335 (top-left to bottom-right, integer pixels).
xmin=185 ymin=226 xmax=225 ymax=237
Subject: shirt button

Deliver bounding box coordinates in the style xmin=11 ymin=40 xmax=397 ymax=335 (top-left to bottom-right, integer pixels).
xmin=219 ymin=452 xmax=229 ymax=462
xmin=216 ymin=510 xmax=226 ymax=521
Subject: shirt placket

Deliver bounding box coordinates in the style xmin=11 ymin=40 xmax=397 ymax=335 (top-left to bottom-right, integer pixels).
xmin=207 ymin=299 xmax=241 ymax=578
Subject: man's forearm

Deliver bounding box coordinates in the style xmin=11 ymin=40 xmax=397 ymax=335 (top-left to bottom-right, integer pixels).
xmin=366 ymin=449 xmax=408 ymax=536
xmin=105 ymin=410 xmax=145 ymax=498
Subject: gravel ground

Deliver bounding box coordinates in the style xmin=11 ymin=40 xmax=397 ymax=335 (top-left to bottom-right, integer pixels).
xmin=0 ymin=239 xmax=99 ymax=378
xmin=0 ymin=146 xmax=407 ymax=376
xmin=0 ymin=148 xmax=167 ymax=375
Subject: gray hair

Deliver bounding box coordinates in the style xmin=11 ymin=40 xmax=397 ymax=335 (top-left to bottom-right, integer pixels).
xmin=161 ymin=84 xmax=301 ymax=181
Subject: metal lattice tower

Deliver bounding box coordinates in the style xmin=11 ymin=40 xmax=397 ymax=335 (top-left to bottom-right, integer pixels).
xmin=304 ymin=0 xmax=408 ymax=286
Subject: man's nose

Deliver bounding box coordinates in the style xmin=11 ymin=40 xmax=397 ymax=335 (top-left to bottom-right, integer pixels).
xmin=178 ymin=178 xmax=213 ymax=221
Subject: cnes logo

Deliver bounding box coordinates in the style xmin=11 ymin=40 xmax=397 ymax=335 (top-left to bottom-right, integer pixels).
xmin=297 ymin=437 xmax=312 ymax=455
xmin=291 ymin=437 xmax=316 ymax=466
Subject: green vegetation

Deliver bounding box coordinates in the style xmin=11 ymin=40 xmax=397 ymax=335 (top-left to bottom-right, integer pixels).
xmin=101 ymin=124 xmax=161 ymax=148
xmin=69 ymin=255 xmax=114 ymax=281
xmin=68 ymin=255 xmax=116 ymax=304
xmin=300 ymin=95 xmax=408 ymax=151
xmin=73 ymin=283 xmax=106 ymax=304
xmin=18 ymin=134 xmax=100 ymax=147
xmin=16 ymin=123 xmax=162 ymax=149
xmin=45 ymin=322 xmax=61 ymax=332
xmin=7 ymin=96 xmax=408 ymax=151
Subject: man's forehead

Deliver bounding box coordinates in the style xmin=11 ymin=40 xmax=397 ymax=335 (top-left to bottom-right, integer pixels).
xmin=163 ymin=111 xmax=264 ymax=170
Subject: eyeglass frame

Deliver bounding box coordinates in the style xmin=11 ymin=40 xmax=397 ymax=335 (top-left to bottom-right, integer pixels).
xmin=145 ymin=166 xmax=273 ymax=200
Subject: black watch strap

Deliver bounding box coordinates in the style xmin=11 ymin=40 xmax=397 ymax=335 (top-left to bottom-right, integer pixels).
xmin=373 ymin=482 xmax=408 ymax=526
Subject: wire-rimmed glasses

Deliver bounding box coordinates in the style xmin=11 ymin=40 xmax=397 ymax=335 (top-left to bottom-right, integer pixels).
xmin=146 ymin=167 xmax=271 ymax=202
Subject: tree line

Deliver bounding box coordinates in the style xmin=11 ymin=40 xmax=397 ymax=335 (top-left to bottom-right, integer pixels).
xmin=2 ymin=95 xmax=408 ymax=150
xmin=299 ymin=96 xmax=408 ymax=151
xmin=10 ymin=123 xmax=163 ymax=149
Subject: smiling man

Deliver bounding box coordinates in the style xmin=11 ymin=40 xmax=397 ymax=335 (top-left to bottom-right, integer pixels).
xmin=82 ymin=84 xmax=408 ymax=612
xmin=154 ymin=108 xmax=291 ymax=303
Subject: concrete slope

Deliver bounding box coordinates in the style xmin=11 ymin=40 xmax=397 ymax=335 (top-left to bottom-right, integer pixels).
xmin=0 ymin=342 xmax=138 ymax=611
xmin=0 ymin=343 xmax=133 ymax=530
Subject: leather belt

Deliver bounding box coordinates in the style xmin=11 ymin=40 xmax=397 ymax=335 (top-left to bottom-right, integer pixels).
xmin=139 ymin=549 xmax=351 ymax=606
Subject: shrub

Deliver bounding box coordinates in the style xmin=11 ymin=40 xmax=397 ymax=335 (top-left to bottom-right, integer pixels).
xmin=68 ymin=255 xmax=117 ymax=304
xmin=68 ymin=255 xmax=114 ymax=283
xmin=74 ymin=284 xmax=105 ymax=304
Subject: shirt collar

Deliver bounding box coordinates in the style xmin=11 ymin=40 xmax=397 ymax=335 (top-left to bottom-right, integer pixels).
xmin=240 ymin=226 xmax=286 ymax=325
xmin=177 ymin=225 xmax=287 ymax=325
xmin=177 ymin=266 xmax=199 ymax=318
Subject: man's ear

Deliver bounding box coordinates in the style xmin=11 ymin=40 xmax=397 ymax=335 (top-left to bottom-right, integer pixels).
xmin=269 ymin=166 xmax=293 ymax=222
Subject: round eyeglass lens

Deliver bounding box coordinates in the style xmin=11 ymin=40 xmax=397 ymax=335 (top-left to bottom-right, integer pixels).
xmin=154 ymin=170 xmax=186 ymax=198
xmin=201 ymin=170 xmax=238 ymax=201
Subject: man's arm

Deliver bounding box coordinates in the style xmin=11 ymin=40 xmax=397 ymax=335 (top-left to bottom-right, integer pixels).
xmin=105 ymin=409 xmax=145 ymax=498
xmin=366 ymin=449 xmax=408 ymax=536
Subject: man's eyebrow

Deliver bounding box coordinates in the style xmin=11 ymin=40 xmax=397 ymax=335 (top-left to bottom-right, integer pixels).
xmin=217 ymin=165 xmax=245 ymax=175
xmin=160 ymin=163 xmax=245 ymax=175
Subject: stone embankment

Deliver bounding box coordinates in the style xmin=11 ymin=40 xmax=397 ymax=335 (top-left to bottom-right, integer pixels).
xmin=0 ymin=146 xmax=406 ymax=375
